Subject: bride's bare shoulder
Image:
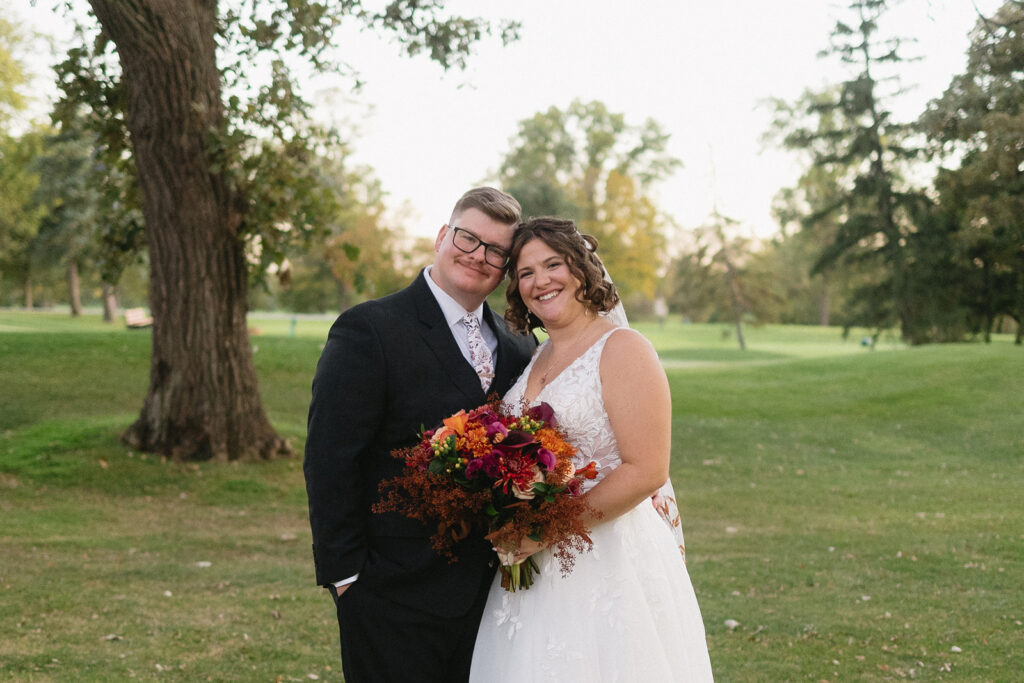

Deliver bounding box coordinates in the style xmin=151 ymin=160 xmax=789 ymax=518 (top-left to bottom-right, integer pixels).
xmin=600 ymin=328 xmax=660 ymax=377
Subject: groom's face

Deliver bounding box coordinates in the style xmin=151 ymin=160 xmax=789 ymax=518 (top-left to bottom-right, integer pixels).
xmin=431 ymin=207 xmax=515 ymax=311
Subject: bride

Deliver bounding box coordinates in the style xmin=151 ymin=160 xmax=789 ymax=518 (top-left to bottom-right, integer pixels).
xmin=469 ymin=217 xmax=714 ymax=682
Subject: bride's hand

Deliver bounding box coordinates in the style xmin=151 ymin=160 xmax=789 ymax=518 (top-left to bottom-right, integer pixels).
xmin=494 ymin=536 xmax=547 ymax=565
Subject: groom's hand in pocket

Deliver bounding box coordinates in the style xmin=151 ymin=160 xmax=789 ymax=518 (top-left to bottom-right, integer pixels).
xmin=334 ymin=583 xmax=352 ymax=597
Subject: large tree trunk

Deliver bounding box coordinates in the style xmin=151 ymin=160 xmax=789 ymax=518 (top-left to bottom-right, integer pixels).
xmin=101 ymin=282 xmax=118 ymax=322
xmin=89 ymin=0 xmax=290 ymax=461
xmin=67 ymin=259 xmax=82 ymax=317
xmin=24 ymin=274 xmax=33 ymax=309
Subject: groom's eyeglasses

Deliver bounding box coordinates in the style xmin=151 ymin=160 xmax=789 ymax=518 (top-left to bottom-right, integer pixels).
xmin=447 ymin=226 xmax=510 ymax=269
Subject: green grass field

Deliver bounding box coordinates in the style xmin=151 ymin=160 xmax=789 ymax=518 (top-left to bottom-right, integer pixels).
xmin=1 ymin=310 xmax=1021 ymax=681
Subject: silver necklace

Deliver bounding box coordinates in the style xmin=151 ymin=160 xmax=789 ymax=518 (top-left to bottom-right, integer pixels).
xmin=537 ymin=318 xmax=594 ymax=386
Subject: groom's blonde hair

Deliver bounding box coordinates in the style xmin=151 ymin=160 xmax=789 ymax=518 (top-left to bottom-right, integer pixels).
xmin=450 ymin=187 xmax=521 ymax=226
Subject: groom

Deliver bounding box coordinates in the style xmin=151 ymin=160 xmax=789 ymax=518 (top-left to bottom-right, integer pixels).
xmin=304 ymin=187 xmax=536 ymax=682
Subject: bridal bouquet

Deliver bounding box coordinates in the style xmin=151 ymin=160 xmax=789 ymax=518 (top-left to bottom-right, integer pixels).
xmin=373 ymin=400 xmax=598 ymax=591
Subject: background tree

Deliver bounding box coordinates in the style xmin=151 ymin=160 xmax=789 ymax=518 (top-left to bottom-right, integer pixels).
xmin=0 ymin=17 xmax=42 ymax=307
xmin=495 ymin=99 xmax=680 ymax=304
xmin=264 ymin=159 xmax=413 ymax=313
xmin=666 ymin=213 xmax=779 ymax=348
xmin=28 ymin=117 xmax=103 ymax=318
xmin=665 ymin=235 xmax=720 ymax=324
xmin=55 ymin=1 xmax=518 ymax=461
xmin=0 ymin=16 xmax=28 ymax=127
xmin=766 ymin=87 xmax=861 ymax=327
xmin=776 ymin=0 xmax=926 ymax=341
xmin=0 ymin=129 xmax=46 ymax=307
xmin=920 ymin=1 xmax=1024 ymax=344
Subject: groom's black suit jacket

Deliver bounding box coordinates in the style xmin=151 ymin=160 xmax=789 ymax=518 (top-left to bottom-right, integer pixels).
xmin=304 ymin=272 xmax=536 ymax=617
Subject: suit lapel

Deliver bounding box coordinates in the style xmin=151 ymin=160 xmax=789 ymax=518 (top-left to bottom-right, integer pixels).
xmin=410 ymin=273 xmax=486 ymax=403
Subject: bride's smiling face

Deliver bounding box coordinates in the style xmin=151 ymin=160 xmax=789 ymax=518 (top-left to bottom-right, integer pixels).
xmin=515 ymin=238 xmax=585 ymax=327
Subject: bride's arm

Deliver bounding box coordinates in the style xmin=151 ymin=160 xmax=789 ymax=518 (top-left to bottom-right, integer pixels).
xmin=583 ymin=328 xmax=672 ymax=524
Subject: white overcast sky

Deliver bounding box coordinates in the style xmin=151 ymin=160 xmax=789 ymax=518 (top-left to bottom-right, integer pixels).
xmin=10 ymin=0 xmax=1003 ymax=241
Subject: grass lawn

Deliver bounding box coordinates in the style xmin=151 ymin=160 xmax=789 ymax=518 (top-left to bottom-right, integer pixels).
xmin=1 ymin=310 xmax=1021 ymax=681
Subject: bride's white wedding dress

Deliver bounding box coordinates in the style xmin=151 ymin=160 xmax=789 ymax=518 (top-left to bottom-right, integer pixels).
xmin=470 ymin=328 xmax=714 ymax=682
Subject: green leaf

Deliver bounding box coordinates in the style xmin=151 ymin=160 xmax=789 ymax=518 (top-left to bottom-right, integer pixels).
xmin=342 ymin=241 xmax=360 ymax=261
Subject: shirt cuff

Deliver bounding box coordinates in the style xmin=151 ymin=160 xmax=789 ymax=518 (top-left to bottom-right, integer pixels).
xmin=332 ymin=574 xmax=359 ymax=588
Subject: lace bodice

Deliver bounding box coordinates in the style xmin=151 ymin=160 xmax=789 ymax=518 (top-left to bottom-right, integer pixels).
xmin=503 ymin=328 xmax=628 ymax=491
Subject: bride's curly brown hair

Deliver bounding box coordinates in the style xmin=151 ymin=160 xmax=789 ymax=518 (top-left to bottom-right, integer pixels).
xmin=504 ymin=217 xmax=620 ymax=333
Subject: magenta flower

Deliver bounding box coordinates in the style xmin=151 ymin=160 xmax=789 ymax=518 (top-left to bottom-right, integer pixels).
xmin=485 ymin=421 xmax=509 ymax=438
xmin=536 ymin=447 xmax=556 ymax=471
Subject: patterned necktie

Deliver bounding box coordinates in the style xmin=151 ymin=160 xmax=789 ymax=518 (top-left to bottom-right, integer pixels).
xmin=461 ymin=313 xmax=494 ymax=392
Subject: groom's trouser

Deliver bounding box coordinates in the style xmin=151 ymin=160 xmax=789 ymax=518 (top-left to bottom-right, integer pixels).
xmin=331 ymin=577 xmax=491 ymax=683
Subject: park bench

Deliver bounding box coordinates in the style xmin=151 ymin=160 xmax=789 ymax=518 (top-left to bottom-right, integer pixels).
xmin=124 ymin=307 xmax=154 ymax=329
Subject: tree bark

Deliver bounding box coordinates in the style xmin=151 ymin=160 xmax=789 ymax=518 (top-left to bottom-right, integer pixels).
xmin=101 ymin=282 xmax=118 ymax=322
xmin=67 ymin=259 xmax=82 ymax=317
xmin=89 ymin=0 xmax=290 ymax=461
xmin=24 ymin=274 xmax=33 ymax=309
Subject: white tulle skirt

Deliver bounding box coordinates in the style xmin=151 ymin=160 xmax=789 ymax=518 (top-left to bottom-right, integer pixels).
xmin=469 ymin=501 xmax=714 ymax=682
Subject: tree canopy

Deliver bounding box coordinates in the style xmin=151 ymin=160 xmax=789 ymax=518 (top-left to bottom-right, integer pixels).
xmin=920 ymin=1 xmax=1024 ymax=343
xmin=495 ymin=100 xmax=680 ymax=301
xmin=52 ymin=0 xmax=519 ymax=461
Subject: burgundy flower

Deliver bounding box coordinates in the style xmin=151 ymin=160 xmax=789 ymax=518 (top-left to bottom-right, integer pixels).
xmin=496 ymin=430 xmax=534 ymax=452
xmin=567 ymin=478 xmax=583 ymax=496
xmin=465 ymin=458 xmax=485 ymax=479
xmin=526 ymin=402 xmax=556 ymax=426
xmin=480 ymin=450 xmax=503 ymax=478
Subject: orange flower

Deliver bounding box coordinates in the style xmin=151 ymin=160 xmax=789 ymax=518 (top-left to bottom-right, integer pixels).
xmin=535 ymin=427 xmax=576 ymax=460
xmin=576 ymin=461 xmax=599 ymax=479
xmin=443 ymin=410 xmax=469 ymax=435
xmin=461 ymin=425 xmax=493 ymax=459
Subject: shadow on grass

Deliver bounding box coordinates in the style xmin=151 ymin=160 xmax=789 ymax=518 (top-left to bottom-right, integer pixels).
xmin=0 ymin=416 xmax=305 ymax=507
